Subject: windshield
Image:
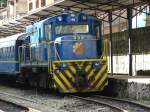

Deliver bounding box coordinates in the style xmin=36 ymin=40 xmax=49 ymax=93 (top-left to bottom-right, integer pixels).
xmin=55 ymin=24 xmax=89 ymax=35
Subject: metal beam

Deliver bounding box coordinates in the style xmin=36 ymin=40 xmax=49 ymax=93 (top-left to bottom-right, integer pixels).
xmin=127 ymin=8 xmax=133 ymax=76
xmin=109 ymin=12 xmax=113 ymax=76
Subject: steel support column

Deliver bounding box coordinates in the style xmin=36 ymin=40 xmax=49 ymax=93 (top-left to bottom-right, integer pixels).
xmin=127 ymin=8 xmax=133 ymax=76
xmin=109 ymin=12 xmax=113 ymax=76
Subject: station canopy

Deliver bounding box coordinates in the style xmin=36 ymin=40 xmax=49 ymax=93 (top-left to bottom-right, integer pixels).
xmin=0 ymin=0 xmax=149 ymax=37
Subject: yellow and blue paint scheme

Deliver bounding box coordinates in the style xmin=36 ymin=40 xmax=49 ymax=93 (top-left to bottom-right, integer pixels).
xmin=51 ymin=59 xmax=108 ymax=93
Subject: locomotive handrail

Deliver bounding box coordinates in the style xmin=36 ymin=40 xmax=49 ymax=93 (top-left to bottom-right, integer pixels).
xmin=102 ymin=38 xmax=109 ymax=72
xmin=18 ymin=38 xmax=108 ymax=73
xmin=53 ymin=39 xmax=100 ymax=42
xmin=47 ymin=41 xmax=53 ymax=74
xmin=103 ymin=38 xmax=109 ymax=60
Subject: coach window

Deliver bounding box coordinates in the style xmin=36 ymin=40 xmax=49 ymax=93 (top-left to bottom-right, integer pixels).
xmin=0 ymin=49 xmax=1 ymax=59
xmin=44 ymin=24 xmax=51 ymax=41
xmin=39 ymin=28 xmax=42 ymax=42
xmin=1 ymin=48 xmax=2 ymax=52
xmin=12 ymin=46 xmax=14 ymax=52
xmin=95 ymin=25 xmax=100 ymax=39
xmin=6 ymin=47 xmax=8 ymax=58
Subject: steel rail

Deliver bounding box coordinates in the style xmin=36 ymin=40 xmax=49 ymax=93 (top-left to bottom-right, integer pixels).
xmin=70 ymin=95 xmax=127 ymax=112
xmin=94 ymin=95 xmax=150 ymax=111
xmin=0 ymin=92 xmax=41 ymax=112
xmin=0 ymin=95 xmax=29 ymax=112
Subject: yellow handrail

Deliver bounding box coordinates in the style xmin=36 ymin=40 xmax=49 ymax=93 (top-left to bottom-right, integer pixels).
xmin=18 ymin=38 xmax=108 ymax=73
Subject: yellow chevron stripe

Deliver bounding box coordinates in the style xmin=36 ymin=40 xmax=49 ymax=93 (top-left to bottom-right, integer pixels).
xmin=69 ymin=66 xmax=76 ymax=74
xmin=87 ymin=69 xmax=94 ymax=80
xmin=91 ymin=64 xmax=107 ymax=86
xmin=59 ymin=72 xmax=76 ymax=92
xmin=80 ymin=62 xmax=84 ymax=66
xmin=85 ymin=65 xmax=91 ymax=72
xmin=98 ymin=80 xmax=108 ymax=91
xmin=53 ymin=64 xmax=57 ymax=69
xmin=53 ymin=75 xmax=67 ymax=92
xmin=64 ymin=70 xmax=75 ymax=82
xmin=96 ymin=73 xmax=108 ymax=89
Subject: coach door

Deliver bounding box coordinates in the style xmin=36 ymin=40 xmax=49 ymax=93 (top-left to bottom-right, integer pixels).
xmin=21 ymin=36 xmax=31 ymax=64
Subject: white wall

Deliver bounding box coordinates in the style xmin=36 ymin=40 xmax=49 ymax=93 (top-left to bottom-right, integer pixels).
xmin=108 ymin=54 xmax=150 ymax=75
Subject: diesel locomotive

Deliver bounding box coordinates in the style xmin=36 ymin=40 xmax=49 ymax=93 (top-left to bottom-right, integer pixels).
xmin=0 ymin=12 xmax=108 ymax=93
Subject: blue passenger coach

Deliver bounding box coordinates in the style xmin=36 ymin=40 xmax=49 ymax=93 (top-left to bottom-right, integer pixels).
xmin=0 ymin=34 xmax=23 ymax=76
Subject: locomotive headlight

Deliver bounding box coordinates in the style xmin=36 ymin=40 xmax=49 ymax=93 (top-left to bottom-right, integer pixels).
xmin=58 ymin=16 xmax=62 ymax=21
xmin=71 ymin=18 xmax=76 ymax=22
xmin=71 ymin=13 xmax=75 ymax=17
xmin=93 ymin=62 xmax=101 ymax=68
xmin=61 ymin=63 xmax=68 ymax=69
xmin=95 ymin=62 xmax=100 ymax=66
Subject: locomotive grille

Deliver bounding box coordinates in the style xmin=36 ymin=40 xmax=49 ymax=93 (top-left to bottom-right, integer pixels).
xmin=51 ymin=60 xmax=108 ymax=93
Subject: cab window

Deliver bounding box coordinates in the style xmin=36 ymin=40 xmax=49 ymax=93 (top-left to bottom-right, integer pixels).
xmin=44 ymin=24 xmax=51 ymax=41
xmin=55 ymin=24 xmax=89 ymax=35
xmin=95 ymin=25 xmax=100 ymax=39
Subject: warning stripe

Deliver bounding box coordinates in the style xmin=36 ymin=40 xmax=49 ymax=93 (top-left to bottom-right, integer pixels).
xmin=61 ymin=70 xmax=75 ymax=85
xmin=63 ymin=69 xmax=77 ymax=92
xmin=96 ymin=73 xmax=108 ymax=89
xmin=53 ymin=64 xmax=57 ymax=69
xmin=54 ymin=63 xmax=75 ymax=87
xmin=53 ymin=78 xmax=64 ymax=92
xmin=92 ymin=68 xmax=107 ymax=88
xmin=58 ymin=72 xmax=73 ymax=89
xmin=68 ymin=66 xmax=76 ymax=74
xmin=64 ymin=70 xmax=75 ymax=82
xmin=88 ymin=69 xmax=100 ymax=82
xmin=91 ymin=64 xmax=107 ymax=86
xmin=53 ymin=75 xmax=67 ymax=92
xmin=88 ymin=64 xmax=102 ymax=81
xmin=87 ymin=69 xmax=94 ymax=81
xmin=54 ymin=71 xmax=70 ymax=90
xmin=59 ymin=71 xmax=77 ymax=92
xmin=85 ymin=65 xmax=91 ymax=72
xmin=98 ymin=79 xmax=108 ymax=90
xmin=52 ymin=61 xmax=108 ymax=93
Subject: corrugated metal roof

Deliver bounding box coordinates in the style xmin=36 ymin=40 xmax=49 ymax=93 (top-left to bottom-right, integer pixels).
xmin=0 ymin=0 xmax=149 ymax=37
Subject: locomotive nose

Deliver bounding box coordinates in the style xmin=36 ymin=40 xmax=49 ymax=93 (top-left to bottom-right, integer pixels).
xmin=75 ymin=67 xmax=88 ymax=89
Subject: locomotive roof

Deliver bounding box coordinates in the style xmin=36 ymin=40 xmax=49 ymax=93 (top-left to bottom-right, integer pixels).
xmin=27 ymin=12 xmax=99 ymax=28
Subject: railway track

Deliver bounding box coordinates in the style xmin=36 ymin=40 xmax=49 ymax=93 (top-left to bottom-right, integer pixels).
xmin=0 ymin=81 xmax=150 ymax=112
xmin=0 ymin=96 xmax=29 ymax=112
xmin=70 ymin=95 xmax=127 ymax=112
xmin=0 ymin=92 xmax=41 ymax=112
xmin=71 ymin=95 xmax=150 ymax=112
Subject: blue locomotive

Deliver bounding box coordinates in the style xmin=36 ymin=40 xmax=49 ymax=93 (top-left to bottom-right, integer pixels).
xmin=0 ymin=12 xmax=108 ymax=93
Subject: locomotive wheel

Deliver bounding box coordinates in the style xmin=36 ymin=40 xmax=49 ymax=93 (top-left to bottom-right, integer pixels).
xmin=27 ymin=74 xmax=34 ymax=87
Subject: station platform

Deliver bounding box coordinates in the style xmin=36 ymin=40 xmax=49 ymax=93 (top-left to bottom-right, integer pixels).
xmin=108 ymin=75 xmax=150 ymax=84
xmin=109 ymin=75 xmax=150 ymax=79
xmin=106 ymin=75 xmax=150 ymax=100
